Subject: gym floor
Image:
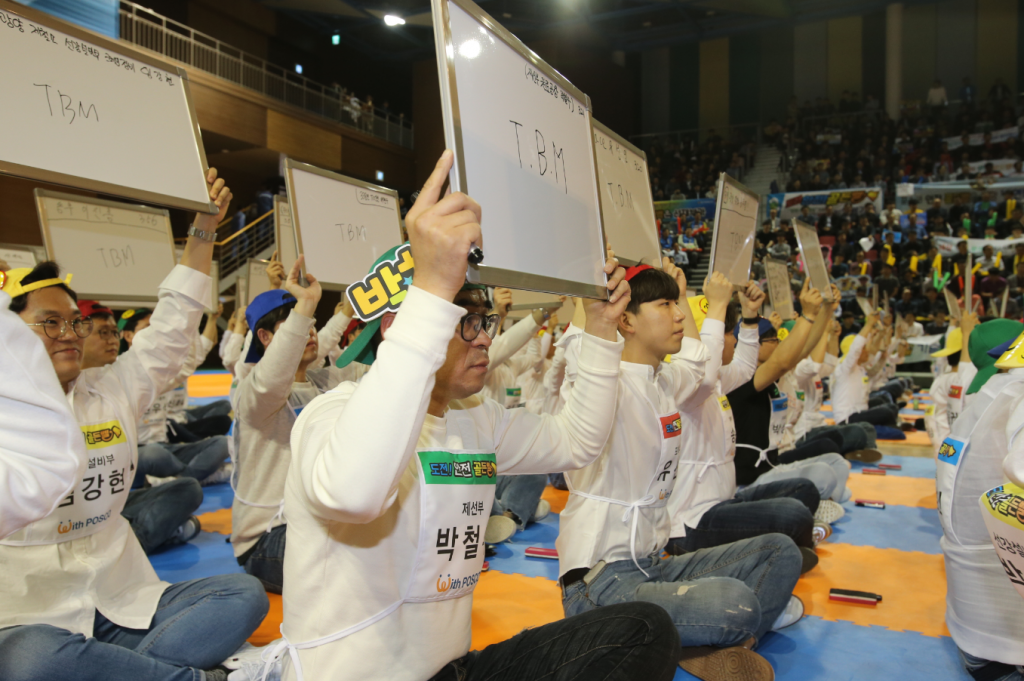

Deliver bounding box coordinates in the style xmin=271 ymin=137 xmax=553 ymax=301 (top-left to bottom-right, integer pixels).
xmin=166 ymin=372 xmax=961 ymax=680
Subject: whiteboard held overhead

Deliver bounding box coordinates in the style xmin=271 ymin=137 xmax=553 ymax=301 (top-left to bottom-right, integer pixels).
xmin=793 ymin=219 xmax=833 ymax=301
xmin=764 ymin=258 xmax=795 ymax=321
xmin=591 ymin=119 xmax=660 ymax=267
xmin=274 ymin=194 xmax=299 ymax=273
xmin=34 ymin=189 xmax=176 ymax=302
xmin=708 ymin=173 xmax=758 ymax=288
xmin=245 ymin=259 xmax=273 ymax=306
xmin=285 ymin=159 xmax=404 ymax=291
xmin=431 ymin=0 xmax=608 ymax=299
xmin=0 ymin=1 xmax=216 ymax=214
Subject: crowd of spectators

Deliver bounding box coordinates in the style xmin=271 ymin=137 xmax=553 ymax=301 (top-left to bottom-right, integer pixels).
xmin=641 ymin=129 xmax=758 ymax=202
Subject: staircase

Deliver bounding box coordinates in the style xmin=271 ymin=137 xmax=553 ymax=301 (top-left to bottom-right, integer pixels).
xmin=743 ymin=144 xmax=783 ymax=197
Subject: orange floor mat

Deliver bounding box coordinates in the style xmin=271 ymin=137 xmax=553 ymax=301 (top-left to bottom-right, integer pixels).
xmin=541 ymin=487 xmax=569 ymax=515
xmin=793 ymin=543 xmax=949 ymax=638
xmin=470 ymin=571 xmax=565 ymax=650
xmin=197 ymin=508 xmax=233 ymax=535
xmin=846 ymin=473 xmax=937 ymax=509
xmin=249 ymin=593 xmax=283 ymax=645
xmin=187 ymin=373 xmax=233 ymax=398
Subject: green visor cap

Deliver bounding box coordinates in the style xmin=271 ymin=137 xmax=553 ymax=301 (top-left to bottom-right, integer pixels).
xmin=967 ymin=318 xmax=1024 ymax=394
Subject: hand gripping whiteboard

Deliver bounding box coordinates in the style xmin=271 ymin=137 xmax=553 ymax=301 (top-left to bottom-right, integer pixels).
xmin=793 ymin=220 xmax=833 ymax=301
xmin=592 ymin=119 xmax=661 ymax=267
xmin=274 ymin=195 xmax=299 ymax=273
xmin=708 ymin=173 xmax=758 ymax=288
xmin=0 ymin=1 xmax=216 ymax=214
xmin=34 ymin=189 xmax=176 ymax=301
xmin=432 ymin=0 xmax=608 ymax=299
xmin=764 ymin=258 xmax=795 ymax=320
xmin=284 ymin=159 xmax=404 ymax=291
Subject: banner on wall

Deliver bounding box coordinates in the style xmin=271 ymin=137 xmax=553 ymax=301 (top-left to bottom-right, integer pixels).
xmin=766 ymin=187 xmax=884 ymax=220
xmin=933 ymin=235 xmax=1024 ymax=257
xmin=944 ymin=126 xmax=1019 ymax=151
xmin=654 ymin=198 xmax=717 ymax=226
xmin=967 ymin=158 xmax=1022 ymax=175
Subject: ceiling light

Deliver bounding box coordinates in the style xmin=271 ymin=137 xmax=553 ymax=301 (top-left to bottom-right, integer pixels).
xmin=295 ymin=64 xmax=303 ymax=74
xmin=503 ymin=12 xmax=512 ymax=18
xmin=331 ymin=34 xmax=340 ymax=45
xmin=384 ymin=14 xmax=405 ymax=26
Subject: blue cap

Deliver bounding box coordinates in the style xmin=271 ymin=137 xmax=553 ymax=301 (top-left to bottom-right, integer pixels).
xmin=988 ymin=336 xmax=1016 ymax=358
xmin=243 ymin=289 xmax=297 ymax=364
xmin=733 ymin=318 xmax=777 ymax=339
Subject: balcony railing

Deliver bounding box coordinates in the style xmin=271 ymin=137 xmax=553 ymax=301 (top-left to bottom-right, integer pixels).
xmin=118 ymin=1 xmax=414 ymax=149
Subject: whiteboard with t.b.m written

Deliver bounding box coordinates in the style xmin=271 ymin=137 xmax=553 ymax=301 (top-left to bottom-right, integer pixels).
xmin=592 ymin=119 xmax=661 ymax=267
xmin=34 ymin=189 xmax=176 ymax=301
xmin=284 ymin=159 xmax=404 ymax=291
xmin=708 ymin=173 xmax=758 ymax=287
xmin=0 ymin=1 xmax=216 ymax=214
xmin=432 ymin=0 xmax=608 ymax=299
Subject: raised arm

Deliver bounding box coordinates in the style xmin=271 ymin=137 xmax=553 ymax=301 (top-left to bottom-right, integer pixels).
xmin=676 ymin=269 xmax=733 ymax=411
xmin=720 ymin=281 xmax=764 ymax=393
xmin=315 ymin=298 xmax=353 ymax=366
xmin=752 ymin=279 xmax=829 ymax=391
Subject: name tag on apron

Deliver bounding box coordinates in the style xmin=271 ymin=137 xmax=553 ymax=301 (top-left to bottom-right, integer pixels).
xmin=504 ymin=387 xmax=522 ymax=409
xmin=938 ymin=435 xmax=966 ymax=468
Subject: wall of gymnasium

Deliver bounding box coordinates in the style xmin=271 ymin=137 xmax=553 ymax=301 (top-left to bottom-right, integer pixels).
xmin=640 ymin=0 xmax=1024 ymax=135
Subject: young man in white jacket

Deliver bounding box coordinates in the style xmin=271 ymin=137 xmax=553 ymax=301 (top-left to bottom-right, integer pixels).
xmin=558 ymin=260 xmax=802 ymax=681
xmin=0 ymin=171 xmax=269 ymax=681
xmin=268 ymin=151 xmax=680 ymax=681
xmin=831 ymin=315 xmax=902 ymax=427
xmin=925 ymin=322 xmax=971 ymax=457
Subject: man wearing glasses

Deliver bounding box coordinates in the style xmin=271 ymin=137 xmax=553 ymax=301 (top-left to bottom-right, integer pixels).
xmin=253 ymin=151 xmax=681 ymax=681
xmin=0 ymin=170 xmax=270 ymax=681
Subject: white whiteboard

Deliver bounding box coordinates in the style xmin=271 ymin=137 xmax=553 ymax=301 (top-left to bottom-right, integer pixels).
xmin=708 ymin=173 xmax=758 ymax=287
xmin=35 ymin=189 xmax=175 ymax=301
xmin=432 ymin=0 xmax=608 ymax=299
xmin=507 ymin=290 xmax=574 ymax=323
xmin=245 ymin=259 xmax=273 ymax=306
xmin=764 ymin=259 xmax=794 ymax=320
xmin=592 ymin=119 xmax=660 ymax=267
xmin=0 ymin=244 xmax=38 ymax=270
xmin=274 ymin=195 xmax=299 ymax=273
xmin=0 ymin=3 xmax=215 ymax=213
xmin=793 ymin=220 xmax=833 ymax=301
xmin=285 ymin=160 xmax=403 ymax=291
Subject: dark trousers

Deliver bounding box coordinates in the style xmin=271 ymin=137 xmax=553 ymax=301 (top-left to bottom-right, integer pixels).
xmin=778 ymin=437 xmax=838 ymax=464
xmin=665 ymin=478 xmax=819 ymax=552
xmin=122 ymin=478 xmax=203 ymax=554
xmin=847 ymin=402 xmax=900 ymax=427
xmin=242 ymin=523 xmax=286 ymax=594
xmin=428 ymin=602 xmax=679 ymax=681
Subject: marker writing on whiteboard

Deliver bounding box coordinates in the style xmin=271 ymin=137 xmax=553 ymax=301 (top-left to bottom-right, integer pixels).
xmin=509 ymin=120 xmax=568 ymax=195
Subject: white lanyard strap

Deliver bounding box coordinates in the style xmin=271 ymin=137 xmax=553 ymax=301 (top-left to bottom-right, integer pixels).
xmin=260 ymin=600 xmax=405 ymax=681
xmin=230 ymin=447 xmax=285 ymax=534
xmin=676 ymin=458 xmax=730 ymax=483
xmin=1010 ymin=420 xmax=1024 ymax=450
xmin=735 ymin=443 xmax=776 ymax=470
xmin=566 ymin=481 xmax=658 ymax=576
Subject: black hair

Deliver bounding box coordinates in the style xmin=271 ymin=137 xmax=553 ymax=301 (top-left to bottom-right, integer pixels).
xmin=724 ymin=301 xmax=739 ymax=330
xmin=625 ymin=268 xmax=680 ymax=315
xmin=120 ymin=308 xmax=153 ymax=333
xmin=252 ymin=303 xmax=296 ymax=359
xmin=948 ymin=350 xmax=961 ymax=368
xmin=8 ymin=261 xmax=77 ymax=314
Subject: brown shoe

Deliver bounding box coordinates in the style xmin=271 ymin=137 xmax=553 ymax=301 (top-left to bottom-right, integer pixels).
xmin=845 ymin=449 xmax=883 ymax=463
xmin=679 ymin=641 xmax=774 ymax=681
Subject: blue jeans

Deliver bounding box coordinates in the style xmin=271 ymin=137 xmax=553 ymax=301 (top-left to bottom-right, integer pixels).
xmin=242 ymin=523 xmax=286 ymax=594
xmin=0 ymin=575 xmax=268 ymax=681
xmin=122 ymin=478 xmax=203 ymax=554
xmin=665 ymin=479 xmax=818 ymax=552
xmin=959 ymin=647 xmax=1024 ymax=681
xmin=563 ymin=534 xmax=801 ymax=647
xmin=491 ymin=475 xmax=547 ymax=529
xmin=136 ymin=438 xmax=229 ymax=484
xmin=429 ymin=602 xmax=679 ymax=681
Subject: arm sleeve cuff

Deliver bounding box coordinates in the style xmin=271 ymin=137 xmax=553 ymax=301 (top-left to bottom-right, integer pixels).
xmin=159 ymin=264 xmax=212 ymax=308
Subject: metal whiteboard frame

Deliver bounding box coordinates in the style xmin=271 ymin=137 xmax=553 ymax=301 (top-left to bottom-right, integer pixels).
xmin=0 ymin=0 xmax=217 ymax=215
xmin=792 ymin=219 xmax=834 ymax=302
xmin=591 ymin=118 xmax=660 ymax=268
xmin=283 ymin=158 xmax=404 ymax=292
xmin=0 ymin=243 xmax=43 ymax=269
xmin=245 ymin=258 xmax=273 ymax=304
xmin=707 ymin=172 xmax=759 ymax=289
xmin=431 ymin=0 xmax=610 ymax=299
xmin=273 ymin=194 xmax=299 ymax=265
xmin=33 ymin=188 xmax=175 ymax=302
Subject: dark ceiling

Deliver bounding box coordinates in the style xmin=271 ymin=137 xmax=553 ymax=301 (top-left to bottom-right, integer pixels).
xmin=260 ymin=0 xmax=939 ymax=61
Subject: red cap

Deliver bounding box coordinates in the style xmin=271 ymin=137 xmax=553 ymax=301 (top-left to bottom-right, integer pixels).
xmin=624 ymin=264 xmax=653 ymax=281
xmin=78 ymin=300 xmax=113 ymax=318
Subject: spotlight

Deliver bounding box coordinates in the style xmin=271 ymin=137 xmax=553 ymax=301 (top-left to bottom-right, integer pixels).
xmin=384 ymin=14 xmax=405 ymax=26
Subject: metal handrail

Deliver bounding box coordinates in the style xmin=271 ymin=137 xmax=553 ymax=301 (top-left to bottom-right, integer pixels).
xmin=216 ymin=208 xmax=274 ymax=247
xmin=118 ymin=1 xmax=413 ymax=149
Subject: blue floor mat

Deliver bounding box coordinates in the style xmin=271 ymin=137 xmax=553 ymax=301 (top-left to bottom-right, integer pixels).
xmin=851 ymin=455 xmax=936 ymax=479
xmin=488 ymin=514 xmax=562 ymax=580
xmin=150 ymin=530 xmax=243 ymax=582
xmin=188 ymin=396 xmax=231 ymax=408
xmin=830 ymin=503 xmax=942 ymax=554
xmin=196 ymin=482 xmax=234 ymax=515
xmin=675 ymin=616 xmax=965 ymax=680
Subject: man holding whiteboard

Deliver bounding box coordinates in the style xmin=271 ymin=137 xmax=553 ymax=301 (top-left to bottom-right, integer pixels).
xmin=0 ymin=170 xmax=270 ymax=681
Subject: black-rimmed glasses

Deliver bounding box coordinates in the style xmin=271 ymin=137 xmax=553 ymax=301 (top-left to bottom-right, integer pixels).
xmin=27 ymin=315 xmax=94 ymax=340
xmin=460 ymin=313 xmax=501 ymax=342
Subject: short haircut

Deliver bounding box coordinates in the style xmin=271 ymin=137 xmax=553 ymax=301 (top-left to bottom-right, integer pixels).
xmin=625 ymin=268 xmax=680 ymax=315
xmin=724 ymin=301 xmax=739 ymax=330
xmin=120 ymin=308 xmax=153 ymax=333
xmin=253 ymin=302 xmax=296 ymax=359
xmin=8 ymin=261 xmax=77 ymax=314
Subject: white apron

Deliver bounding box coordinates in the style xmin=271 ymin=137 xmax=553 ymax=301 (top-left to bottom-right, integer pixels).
xmin=736 ymin=384 xmax=788 ymax=473
xmin=676 ymin=393 xmax=736 ymax=486
xmin=566 ymin=380 xmax=682 ymax=575
xmin=262 ymin=448 xmax=496 ymax=681
xmin=938 ymin=374 xmax=1024 ymax=662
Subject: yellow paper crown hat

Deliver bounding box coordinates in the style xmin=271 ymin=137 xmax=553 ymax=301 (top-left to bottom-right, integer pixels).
xmin=0 ymin=267 xmax=73 ymax=298
xmin=995 ymin=331 xmax=1024 ymax=369
xmin=931 ymin=328 xmax=963 ymax=357
xmin=687 ymin=295 xmax=709 ymax=331
xmin=840 ymin=334 xmax=857 ymax=357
